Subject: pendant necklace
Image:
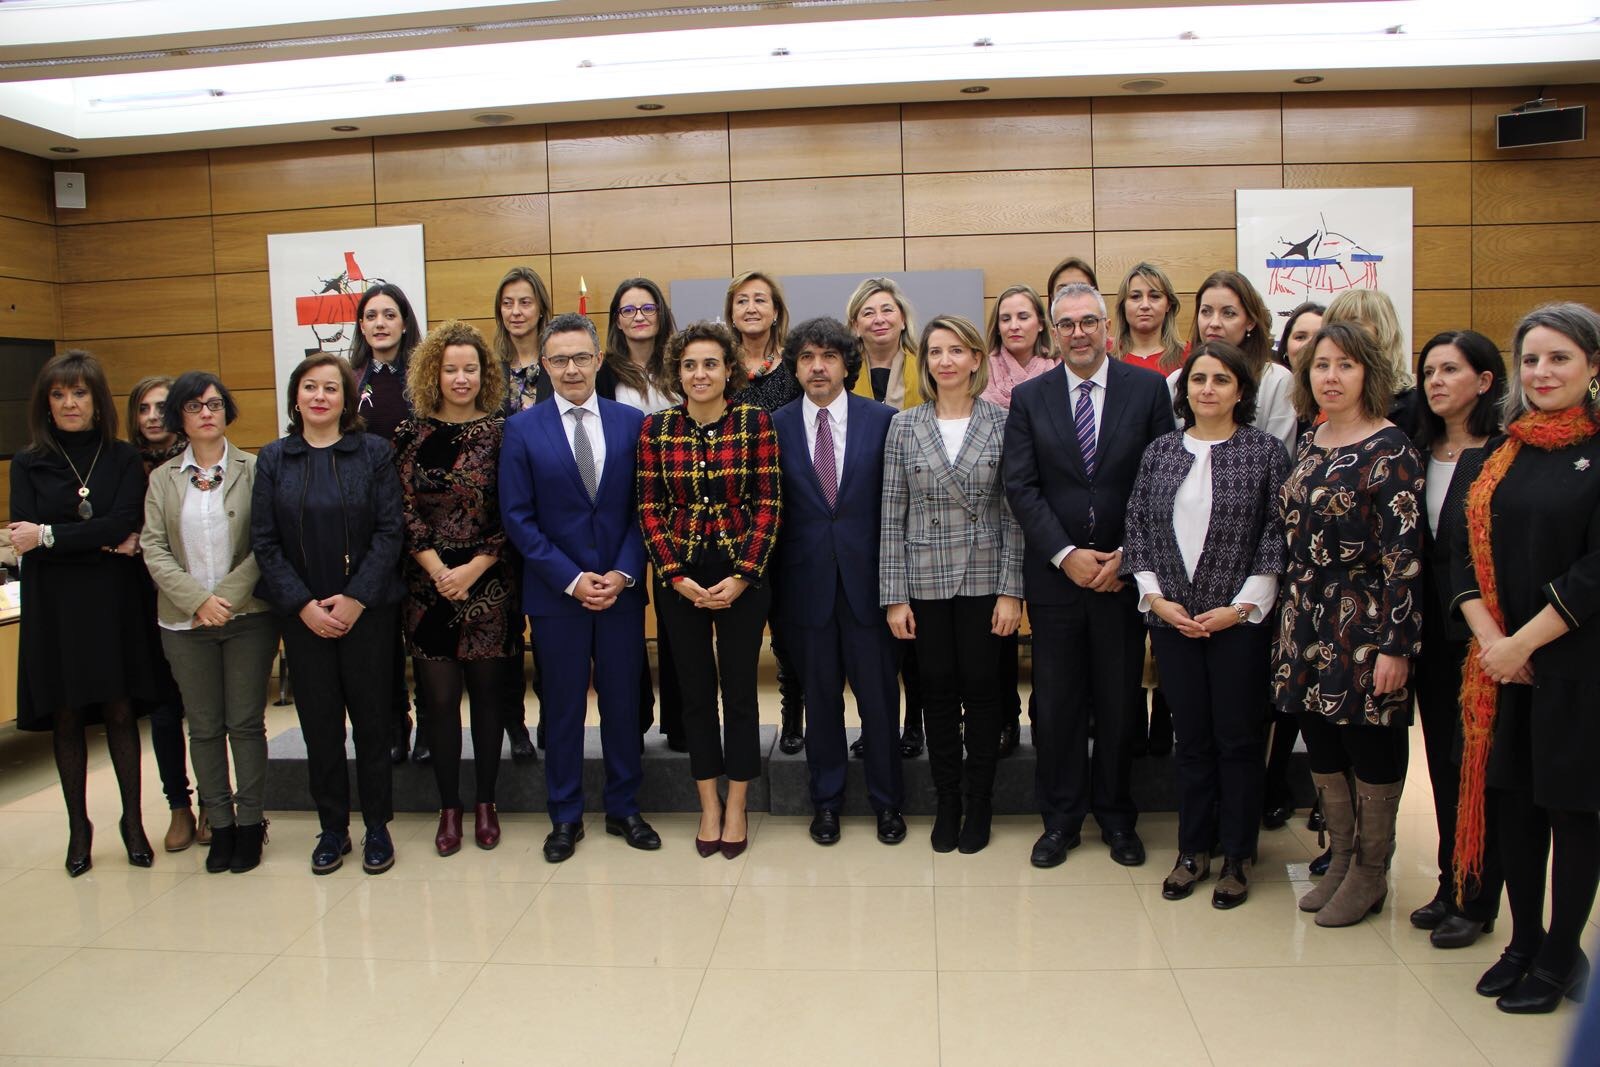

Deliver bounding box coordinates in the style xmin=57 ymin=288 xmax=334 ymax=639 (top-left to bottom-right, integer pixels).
xmin=61 ymin=443 xmax=103 ymax=519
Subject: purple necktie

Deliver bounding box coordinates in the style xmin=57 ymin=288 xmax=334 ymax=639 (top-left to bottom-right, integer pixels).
xmin=1074 ymin=380 xmax=1097 ymax=480
xmin=814 ymin=408 xmax=838 ymax=509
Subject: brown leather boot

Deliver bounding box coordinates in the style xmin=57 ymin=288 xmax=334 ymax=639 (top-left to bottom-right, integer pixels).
xmin=163 ymin=807 xmax=197 ymax=853
xmin=1298 ymin=772 xmax=1354 ymax=912
xmin=1316 ymin=778 xmax=1403 ymax=928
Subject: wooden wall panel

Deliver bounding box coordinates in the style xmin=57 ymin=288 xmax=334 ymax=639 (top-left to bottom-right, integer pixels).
xmin=0 ymin=148 xmax=53 ymax=225
xmin=1415 ymin=226 xmax=1472 ymax=291
xmin=60 ymin=276 xmax=215 ymax=339
xmin=57 ymin=217 xmax=214 ymax=283
xmin=0 ymin=277 xmax=60 ymax=339
xmin=426 ymin=256 xmax=554 ymax=323
xmin=210 ymin=141 xmax=375 ymax=214
xmin=1096 ymin=229 xmax=1236 ymax=295
xmin=732 ymin=176 xmax=901 ymax=244
xmin=1473 ymin=158 xmax=1600 ymax=225
xmin=550 ymin=183 xmax=730 ymax=253
xmin=1474 ymin=287 xmax=1600 ymax=349
xmin=905 ymin=170 xmax=1091 ymax=237
xmin=901 ymin=100 xmax=1091 ymax=173
xmin=218 ymin=331 xmax=277 ymax=391
xmin=214 ymin=273 xmax=269 ymax=333
xmin=377 ymin=195 xmax=549 ymax=260
xmin=1093 ymin=94 xmax=1282 ymax=167
xmin=53 ymin=151 xmax=210 ymax=225
xmin=549 ymin=247 xmax=732 ymax=314
xmin=1472 ymin=85 xmax=1600 ymax=160
xmin=1472 ymin=223 xmax=1600 ymax=288
xmin=374 ymin=127 xmax=547 ymax=201
xmin=1414 ymin=290 xmax=1473 ymax=351
xmin=212 ymin=206 xmax=377 ymax=274
xmin=0 ymin=216 xmax=56 ymax=283
xmin=732 ymin=239 xmax=903 ymax=279
xmin=905 ymin=233 xmax=1094 ymax=298
xmin=548 ymin=115 xmax=729 ymax=191
xmin=61 ymin=335 xmax=220 ymax=395
xmin=1283 ymin=90 xmax=1471 ymax=163
xmin=228 ymin=389 xmax=281 ymax=450
xmin=729 ymin=106 xmax=901 ymax=181
xmin=1283 ymin=162 xmax=1471 ymax=226
xmin=1094 ymin=165 xmax=1280 ymax=232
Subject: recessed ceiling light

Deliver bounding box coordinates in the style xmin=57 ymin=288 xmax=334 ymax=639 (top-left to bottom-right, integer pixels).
xmin=960 ymin=85 xmax=989 ymax=94
xmin=1294 ymin=75 xmax=1325 ymax=84
xmin=331 ymin=124 xmax=359 ymax=131
xmin=50 ymin=145 xmax=78 ymax=153
xmin=635 ymin=102 xmax=665 ymax=111
xmin=473 ymin=113 xmax=513 ymax=125
xmin=1121 ymin=78 xmax=1167 ymax=93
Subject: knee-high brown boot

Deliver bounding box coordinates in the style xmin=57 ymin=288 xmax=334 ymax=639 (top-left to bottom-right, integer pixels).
xmin=1299 ymin=771 xmax=1356 ymax=912
xmin=1316 ymin=777 xmax=1402 ymax=927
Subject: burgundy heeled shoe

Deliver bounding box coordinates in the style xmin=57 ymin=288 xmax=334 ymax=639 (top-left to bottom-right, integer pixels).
xmin=696 ymin=810 xmax=722 ymax=858
xmin=473 ymin=803 xmax=501 ymax=850
xmin=720 ymin=810 xmax=748 ymax=860
xmin=435 ymin=808 xmax=464 ymax=857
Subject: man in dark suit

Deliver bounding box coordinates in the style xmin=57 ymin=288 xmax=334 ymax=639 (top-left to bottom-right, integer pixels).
xmin=772 ymin=317 xmax=905 ymax=846
xmin=499 ymin=312 xmax=661 ymax=863
xmin=1002 ymin=282 xmax=1175 ymax=869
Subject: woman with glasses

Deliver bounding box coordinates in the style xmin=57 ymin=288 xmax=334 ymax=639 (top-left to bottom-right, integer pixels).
xmin=141 ymin=373 xmax=279 ymax=874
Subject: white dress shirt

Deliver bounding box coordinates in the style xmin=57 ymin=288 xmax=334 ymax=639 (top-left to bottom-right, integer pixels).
xmin=802 ymin=390 xmax=849 ymax=485
xmin=554 ymin=390 xmax=606 ymax=484
xmin=1050 ymin=358 xmax=1111 ymax=570
xmin=161 ymin=446 xmax=233 ymax=632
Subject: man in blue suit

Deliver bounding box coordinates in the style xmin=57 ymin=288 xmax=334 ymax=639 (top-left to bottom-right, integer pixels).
xmin=500 ymin=312 xmax=661 ymax=862
xmin=772 ymin=317 xmax=905 ymax=846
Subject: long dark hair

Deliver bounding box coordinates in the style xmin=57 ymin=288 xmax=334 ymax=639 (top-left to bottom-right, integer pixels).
xmin=1274 ymin=301 xmax=1326 ymax=369
xmin=126 ymin=375 xmax=174 ymax=447
xmin=606 ymin=277 xmax=677 ymax=398
xmin=1413 ymin=330 xmax=1505 ymax=450
xmin=27 ymin=349 xmax=117 ymax=455
xmin=1189 ymin=270 xmax=1273 ymax=377
xmin=349 ymin=283 xmax=422 ymax=373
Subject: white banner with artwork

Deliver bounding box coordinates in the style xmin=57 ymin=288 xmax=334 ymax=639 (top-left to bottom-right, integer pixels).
xmin=1235 ymin=187 xmax=1413 ymax=354
xmin=266 ymin=225 xmax=428 ymax=435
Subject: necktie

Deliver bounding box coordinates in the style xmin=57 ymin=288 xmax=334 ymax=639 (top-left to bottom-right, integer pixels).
xmin=1074 ymin=380 xmax=1097 ymax=480
xmin=814 ymin=407 xmax=838 ymax=510
xmin=570 ymin=407 xmax=598 ymax=500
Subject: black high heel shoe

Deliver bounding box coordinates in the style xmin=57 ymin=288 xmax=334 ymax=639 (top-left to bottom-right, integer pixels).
xmin=120 ymin=816 xmax=154 ymax=868
xmin=65 ymin=820 xmax=93 ymax=878
xmin=1498 ymin=950 xmax=1589 ymax=1014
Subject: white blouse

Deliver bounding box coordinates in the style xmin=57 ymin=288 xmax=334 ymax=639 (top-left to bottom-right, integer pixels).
xmin=613 ymin=381 xmax=675 ymax=415
xmin=161 ymin=454 xmax=233 ymax=632
xmin=1426 ymin=455 xmax=1456 ymax=537
xmin=937 ymin=416 xmax=971 ymax=463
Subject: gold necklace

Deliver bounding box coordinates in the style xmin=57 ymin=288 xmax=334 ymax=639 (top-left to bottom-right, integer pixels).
xmin=60 ymin=442 xmax=103 ymax=519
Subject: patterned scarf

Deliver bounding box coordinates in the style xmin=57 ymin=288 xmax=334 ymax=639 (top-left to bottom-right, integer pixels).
xmin=1454 ymin=405 xmax=1600 ymax=902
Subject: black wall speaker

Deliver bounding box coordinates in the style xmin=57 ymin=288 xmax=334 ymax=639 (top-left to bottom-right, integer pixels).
xmin=1496 ymin=105 xmax=1587 ymax=150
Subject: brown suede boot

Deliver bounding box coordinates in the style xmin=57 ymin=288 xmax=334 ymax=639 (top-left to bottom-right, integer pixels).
xmin=1298 ymin=772 xmax=1355 ymax=912
xmin=1315 ymin=778 xmax=1402 ymax=928
xmin=163 ymin=806 xmax=197 ymax=853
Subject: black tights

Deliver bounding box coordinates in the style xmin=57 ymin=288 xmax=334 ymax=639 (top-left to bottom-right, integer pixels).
xmin=417 ymin=657 xmax=515 ymax=809
xmin=1297 ymin=713 xmax=1408 ymax=782
xmin=55 ymin=699 xmax=146 ymax=851
xmin=1496 ymin=786 xmax=1600 ymax=976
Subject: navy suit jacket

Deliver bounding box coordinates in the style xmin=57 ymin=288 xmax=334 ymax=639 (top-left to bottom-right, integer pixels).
xmin=499 ymin=396 xmax=647 ymax=618
xmin=772 ymin=392 xmax=895 ymax=628
xmin=1002 ymin=358 xmax=1175 ymax=605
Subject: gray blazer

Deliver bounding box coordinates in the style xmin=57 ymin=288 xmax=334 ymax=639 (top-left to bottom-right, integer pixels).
xmin=879 ymin=398 xmax=1025 ymax=605
xmin=141 ymin=441 xmax=270 ymax=626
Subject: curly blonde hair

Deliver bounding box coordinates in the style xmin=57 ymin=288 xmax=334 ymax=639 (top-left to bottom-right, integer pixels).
xmin=406 ymin=320 xmax=506 ymax=416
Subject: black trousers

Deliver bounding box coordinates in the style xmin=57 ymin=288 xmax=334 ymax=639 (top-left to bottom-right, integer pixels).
xmin=651 ymin=597 xmax=684 ymax=739
xmin=283 ymin=605 xmax=396 ymax=833
xmin=1297 ymin=711 xmax=1408 ymax=782
xmin=1262 ymin=710 xmax=1301 ymax=810
xmin=1029 ymin=588 xmax=1144 ymax=833
xmin=655 ymin=563 xmax=771 ymax=782
xmin=913 ymin=595 xmax=1002 ymax=800
xmin=1150 ymin=623 xmax=1270 ymax=859
xmin=998 ymin=631 xmax=1027 ymax=728
xmin=898 ymin=638 xmax=923 ymax=735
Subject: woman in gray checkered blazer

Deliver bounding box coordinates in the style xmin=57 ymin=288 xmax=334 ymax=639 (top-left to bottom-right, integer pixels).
xmin=879 ymin=314 xmax=1025 ymax=855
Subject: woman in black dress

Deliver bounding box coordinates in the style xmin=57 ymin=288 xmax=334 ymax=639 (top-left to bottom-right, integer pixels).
xmin=252 ymin=352 xmax=405 ymax=876
xmin=1275 ymin=321 xmax=1424 ymax=929
xmin=1453 ymin=303 xmax=1600 ymax=1012
xmin=395 ymin=321 xmax=522 ymax=856
xmin=8 ymin=350 xmax=158 ymax=874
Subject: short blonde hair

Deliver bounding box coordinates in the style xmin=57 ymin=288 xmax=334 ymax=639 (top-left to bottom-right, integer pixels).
xmin=406 ymin=320 xmax=505 ymax=417
xmin=724 ymin=271 xmax=789 ymax=360
xmin=917 ymin=315 xmax=990 ymax=400
xmin=846 ymin=277 xmax=919 ymax=367
xmin=1324 ymin=288 xmax=1413 ymax=391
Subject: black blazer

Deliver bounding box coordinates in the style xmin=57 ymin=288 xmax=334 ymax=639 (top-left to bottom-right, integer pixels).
xmin=1424 ymin=444 xmax=1488 ymax=646
xmin=1002 ymin=358 xmax=1176 ymax=605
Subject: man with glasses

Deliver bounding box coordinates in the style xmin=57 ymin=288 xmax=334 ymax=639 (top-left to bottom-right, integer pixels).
xmin=1002 ymin=282 xmax=1175 ymax=869
xmin=499 ymin=312 xmax=661 ymax=862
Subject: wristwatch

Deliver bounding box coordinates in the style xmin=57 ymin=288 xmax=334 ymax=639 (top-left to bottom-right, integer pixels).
xmin=39 ymin=525 xmax=54 ymax=548
xmin=1233 ymin=603 xmax=1249 ymax=623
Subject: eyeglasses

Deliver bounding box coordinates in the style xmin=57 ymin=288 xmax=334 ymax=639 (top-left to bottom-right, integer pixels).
xmin=1053 ymin=315 xmax=1103 ymax=335
xmin=618 ymin=303 xmax=658 ymax=319
xmin=182 ymin=399 xmax=227 ymax=414
xmin=544 ymin=353 xmax=597 ymax=369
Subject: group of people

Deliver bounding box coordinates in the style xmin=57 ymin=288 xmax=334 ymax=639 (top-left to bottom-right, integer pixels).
xmin=10 ymin=255 xmax=1600 ymax=1016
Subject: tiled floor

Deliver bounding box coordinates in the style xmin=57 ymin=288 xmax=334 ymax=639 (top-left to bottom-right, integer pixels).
xmin=0 ymin=696 xmax=1588 ymax=1066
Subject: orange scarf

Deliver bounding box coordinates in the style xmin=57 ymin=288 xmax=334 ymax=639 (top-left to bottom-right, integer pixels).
xmin=1454 ymin=406 xmax=1600 ymax=903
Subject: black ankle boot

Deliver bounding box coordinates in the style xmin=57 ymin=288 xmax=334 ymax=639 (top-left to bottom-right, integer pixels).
xmin=779 ymin=706 xmax=804 ymax=755
xmin=230 ymin=821 xmax=267 ymax=873
xmin=205 ymin=824 xmax=237 ymax=873
xmin=958 ymin=797 xmax=992 ymax=855
xmin=931 ymin=795 xmax=962 ymax=853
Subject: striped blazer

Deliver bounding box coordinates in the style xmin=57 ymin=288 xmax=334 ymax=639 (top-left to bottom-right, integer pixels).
xmin=878 ymin=398 xmax=1024 ymax=605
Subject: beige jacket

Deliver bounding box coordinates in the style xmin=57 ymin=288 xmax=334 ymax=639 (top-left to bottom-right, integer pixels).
xmin=141 ymin=441 xmax=270 ymax=626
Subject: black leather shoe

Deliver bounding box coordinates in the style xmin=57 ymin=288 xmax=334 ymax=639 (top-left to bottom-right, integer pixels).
xmin=410 ymin=733 xmax=432 ymax=765
xmin=206 ymin=824 xmax=237 ymax=874
xmin=1262 ymin=804 xmax=1294 ymax=831
xmin=849 ymin=736 xmax=865 ymax=759
xmin=810 ymin=809 xmax=841 ymax=845
xmin=1162 ymin=852 xmax=1210 ymax=900
xmin=1306 ymin=803 xmax=1325 ymax=832
xmin=1498 ymin=952 xmax=1588 ymax=1014
xmin=605 ymin=814 xmax=662 ymax=850
xmin=778 ymin=729 xmax=804 ymax=755
xmin=1409 ymin=897 xmax=1450 ymax=930
xmin=229 ymin=821 xmax=267 ymax=874
xmin=543 ymin=821 xmax=585 ymax=862
xmin=996 ymin=722 xmax=1020 ymax=759
xmin=898 ymin=728 xmax=924 ymax=759
xmin=1030 ymin=828 xmax=1081 ymax=868
xmin=311 ymin=830 xmax=352 ymax=875
xmin=361 ymin=826 xmax=395 ymax=874
xmin=1212 ymin=857 xmax=1250 ymax=909
xmin=1101 ymin=829 xmax=1146 ymax=867
xmin=120 ymin=816 xmax=154 ymax=868
xmin=1477 ymin=949 xmax=1537 ymax=997
xmin=390 ymin=714 xmax=412 ymax=764
xmin=65 ymin=820 xmax=93 ymax=878
xmin=1431 ymin=914 xmax=1495 ymax=949
xmin=508 ymin=723 xmax=537 ymax=763
xmin=1309 ymin=847 xmax=1332 ymax=876
xmin=876 ymin=809 xmax=907 ymax=845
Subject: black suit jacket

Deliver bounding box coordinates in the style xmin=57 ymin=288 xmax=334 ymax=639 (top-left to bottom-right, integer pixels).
xmin=1002 ymin=358 xmax=1176 ymax=605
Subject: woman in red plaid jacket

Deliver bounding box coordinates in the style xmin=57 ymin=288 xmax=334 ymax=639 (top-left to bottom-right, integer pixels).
xmin=637 ymin=321 xmax=782 ymax=858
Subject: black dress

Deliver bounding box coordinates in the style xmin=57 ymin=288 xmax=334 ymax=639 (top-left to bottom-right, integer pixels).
xmin=732 ymin=358 xmax=801 ymax=413
xmin=10 ymin=430 xmax=159 ymax=729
